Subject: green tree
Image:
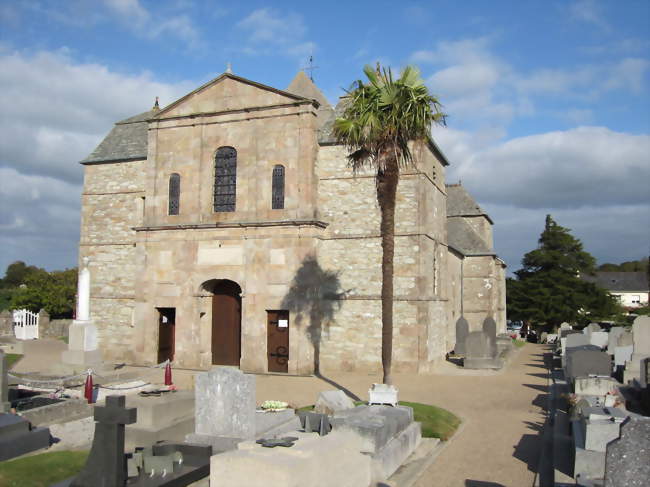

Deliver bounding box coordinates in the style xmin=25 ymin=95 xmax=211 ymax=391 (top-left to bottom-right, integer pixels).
xmin=507 ymin=215 xmax=620 ymax=328
xmin=333 ymin=64 xmax=446 ymax=384
xmin=1 ymin=261 xmax=43 ymax=288
xmin=10 ymin=268 xmax=77 ymax=318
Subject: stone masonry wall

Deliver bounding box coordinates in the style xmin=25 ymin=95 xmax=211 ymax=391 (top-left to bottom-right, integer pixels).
xmin=80 ymin=160 xmax=144 ymax=362
xmin=316 ymin=143 xmax=451 ymax=372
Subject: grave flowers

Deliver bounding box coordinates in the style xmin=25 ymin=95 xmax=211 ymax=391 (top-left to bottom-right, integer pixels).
xmin=260 ymin=400 xmax=289 ymax=412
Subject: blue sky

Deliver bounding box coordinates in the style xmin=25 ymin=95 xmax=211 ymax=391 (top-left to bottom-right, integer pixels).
xmin=0 ymin=0 xmax=649 ymax=276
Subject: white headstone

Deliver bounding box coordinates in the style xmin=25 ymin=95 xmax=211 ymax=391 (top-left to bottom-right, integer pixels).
xmin=607 ymin=327 xmax=625 ymax=355
xmin=624 ymin=316 xmax=650 ymax=384
xmin=590 ymin=331 xmax=609 ymax=350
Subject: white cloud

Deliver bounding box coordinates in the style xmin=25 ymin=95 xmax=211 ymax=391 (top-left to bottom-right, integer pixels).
xmin=103 ymin=0 xmax=149 ymax=27
xmin=235 ymin=8 xmax=315 ymax=59
xmin=569 ymin=0 xmax=611 ymax=32
xmin=438 ymin=126 xmax=650 ymax=210
xmin=0 ymin=49 xmax=193 ymax=182
xmin=0 ymin=49 xmax=198 ymax=272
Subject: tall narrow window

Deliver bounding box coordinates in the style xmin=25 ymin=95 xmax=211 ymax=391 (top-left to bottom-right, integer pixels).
xmin=214 ymin=147 xmax=237 ymax=212
xmin=168 ymin=173 xmax=180 ymax=215
xmin=272 ymin=165 xmax=285 ymax=209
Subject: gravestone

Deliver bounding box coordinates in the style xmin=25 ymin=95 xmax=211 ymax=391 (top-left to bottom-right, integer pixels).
xmin=604 ymin=416 xmax=650 ymax=487
xmin=314 ymin=390 xmax=355 ymax=416
xmin=617 ymin=331 xmax=633 ymax=347
xmin=464 ymin=331 xmax=501 ymax=369
xmin=565 ymin=349 xmax=611 ymax=381
xmin=614 ymin=346 xmax=633 ymax=368
xmin=589 ymin=331 xmax=609 ymax=350
xmin=186 ymin=367 xmax=255 ymax=452
xmin=70 ymin=395 xmax=137 ymax=487
xmin=1 ymin=351 xmax=10 ymax=413
xmin=566 ymin=333 xmax=590 ymax=349
xmin=624 ymin=316 xmax=650 ymax=385
xmin=608 ymin=327 xmax=625 ymax=355
xmin=454 ymin=317 xmax=469 ymax=355
xmin=562 ymin=333 xmax=590 ymax=366
xmin=586 ymin=323 xmax=602 ymax=334
xmin=0 ymin=413 xmax=51 ymax=461
xmin=482 ymin=317 xmax=497 ymax=342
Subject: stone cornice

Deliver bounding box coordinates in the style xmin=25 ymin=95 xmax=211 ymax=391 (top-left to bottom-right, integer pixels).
xmin=133 ymin=219 xmax=328 ymax=232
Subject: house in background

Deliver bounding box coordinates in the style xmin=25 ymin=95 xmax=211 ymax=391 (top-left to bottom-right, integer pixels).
xmin=581 ymin=272 xmax=649 ymax=309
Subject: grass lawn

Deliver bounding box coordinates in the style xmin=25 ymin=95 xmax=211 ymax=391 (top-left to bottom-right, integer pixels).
xmin=5 ymin=353 xmax=22 ymax=368
xmin=513 ymin=339 xmax=526 ymax=348
xmin=0 ymin=451 xmax=89 ymax=487
xmin=300 ymin=401 xmax=461 ymax=441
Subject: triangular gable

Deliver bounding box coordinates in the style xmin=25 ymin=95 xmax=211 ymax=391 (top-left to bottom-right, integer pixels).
xmin=156 ymin=73 xmax=317 ymax=119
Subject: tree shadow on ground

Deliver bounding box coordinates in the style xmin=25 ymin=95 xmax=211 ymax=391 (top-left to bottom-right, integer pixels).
xmin=281 ymin=255 xmax=360 ymax=400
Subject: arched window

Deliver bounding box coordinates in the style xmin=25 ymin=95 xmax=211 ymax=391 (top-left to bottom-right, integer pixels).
xmin=272 ymin=165 xmax=285 ymax=209
xmin=214 ymin=147 xmax=237 ymax=212
xmin=168 ymin=173 xmax=180 ymax=215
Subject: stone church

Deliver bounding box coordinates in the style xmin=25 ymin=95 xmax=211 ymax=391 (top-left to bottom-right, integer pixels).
xmin=78 ymin=70 xmax=506 ymax=375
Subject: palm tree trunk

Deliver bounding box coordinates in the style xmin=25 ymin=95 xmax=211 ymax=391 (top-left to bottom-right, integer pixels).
xmin=377 ymin=159 xmax=399 ymax=385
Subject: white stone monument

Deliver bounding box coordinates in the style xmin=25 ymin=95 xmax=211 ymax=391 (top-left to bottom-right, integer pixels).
xmin=624 ymin=316 xmax=650 ymax=385
xmin=61 ymin=257 xmax=102 ymax=369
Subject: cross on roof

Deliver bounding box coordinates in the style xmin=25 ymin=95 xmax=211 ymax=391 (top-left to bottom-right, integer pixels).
xmin=303 ymin=55 xmax=319 ymax=82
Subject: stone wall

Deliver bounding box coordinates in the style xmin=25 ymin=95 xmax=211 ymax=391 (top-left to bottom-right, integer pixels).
xmin=79 ymin=160 xmax=144 ymax=362
xmin=316 ymin=143 xmax=451 ymax=373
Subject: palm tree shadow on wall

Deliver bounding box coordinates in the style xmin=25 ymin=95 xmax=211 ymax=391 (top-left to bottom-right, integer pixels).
xmin=281 ymin=255 xmax=360 ymax=400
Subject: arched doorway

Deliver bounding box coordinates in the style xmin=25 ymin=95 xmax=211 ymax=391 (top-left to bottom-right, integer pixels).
xmin=203 ymin=279 xmax=242 ymax=366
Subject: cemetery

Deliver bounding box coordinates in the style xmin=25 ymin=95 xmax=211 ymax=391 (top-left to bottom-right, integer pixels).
xmin=1 ymin=255 xmax=648 ymax=486
xmin=540 ymin=317 xmax=650 ymax=486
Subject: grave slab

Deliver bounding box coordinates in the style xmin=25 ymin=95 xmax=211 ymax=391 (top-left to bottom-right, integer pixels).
xmin=604 ymin=416 xmax=650 ymax=487
xmin=574 ymin=376 xmax=620 ymax=396
xmin=210 ymin=430 xmax=371 ymax=487
xmin=314 ymin=390 xmax=355 ymax=415
xmin=464 ymin=331 xmax=502 ymax=369
xmin=565 ymin=348 xmax=611 ymax=381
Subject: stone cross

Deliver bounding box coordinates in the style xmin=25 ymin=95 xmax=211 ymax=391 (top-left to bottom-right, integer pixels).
xmin=1 ymin=351 xmax=10 ymax=413
xmin=71 ymin=395 xmax=137 ymax=487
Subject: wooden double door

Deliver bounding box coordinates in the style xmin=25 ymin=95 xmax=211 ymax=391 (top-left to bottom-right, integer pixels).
xmin=267 ymin=310 xmax=289 ymax=373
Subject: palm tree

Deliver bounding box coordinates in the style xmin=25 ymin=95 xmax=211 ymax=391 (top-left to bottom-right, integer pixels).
xmin=333 ymin=64 xmax=446 ymax=385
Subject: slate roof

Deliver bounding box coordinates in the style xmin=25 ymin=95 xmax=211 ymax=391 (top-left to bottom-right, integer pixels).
xmin=581 ymin=272 xmax=649 ymax=292
xmin=81 ymin=110 xmax=153 ymax=164
xmin=446 ymin=184 xmax=493 ymax=224
xmin=446 ymin=217 xmax=494 ymax=256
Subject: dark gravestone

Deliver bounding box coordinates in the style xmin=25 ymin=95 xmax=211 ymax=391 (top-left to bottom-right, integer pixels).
xmin=604 ymin=416 xmax=650 ymax=487
xmin=1 ymin=351 xmax=9 ymax=412
xmin=454 ymin=317 xmax=469 ymax=355
xmin=565 ymin=349 xmax=611 ymax=381
xmin=464 ymin=331 xmax=501 ymax=369
xmin=0 ymin=413 xmax=51 ymax=461
xmin=482 ymin=317 xmax=497 ymax=353
xmin=71 ymin=395 xmax=137 ymax=487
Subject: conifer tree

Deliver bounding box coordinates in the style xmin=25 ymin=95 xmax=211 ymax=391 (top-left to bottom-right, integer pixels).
xmin=507 ymin=215 xmax=619 ymax=327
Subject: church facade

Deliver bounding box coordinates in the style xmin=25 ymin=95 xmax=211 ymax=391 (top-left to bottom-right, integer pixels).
xmin=78 ymin=71 xmax=506 ymax=375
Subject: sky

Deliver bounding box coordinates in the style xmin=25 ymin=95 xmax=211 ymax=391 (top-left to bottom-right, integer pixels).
xmin=0 ymin=0 xmax=649 ymax=277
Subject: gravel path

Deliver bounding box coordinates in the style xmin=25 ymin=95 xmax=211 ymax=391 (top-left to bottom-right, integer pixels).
xmin=11 ymin=339 xmax=548 ymax=486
